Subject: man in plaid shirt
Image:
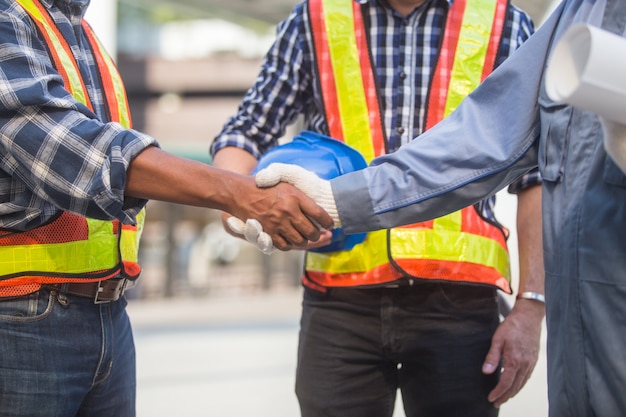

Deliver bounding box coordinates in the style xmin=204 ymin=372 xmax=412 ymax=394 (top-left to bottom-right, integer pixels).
xmin=0 ymin=1 xmax=330 ymax=415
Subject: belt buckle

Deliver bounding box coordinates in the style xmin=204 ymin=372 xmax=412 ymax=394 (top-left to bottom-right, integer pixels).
xmin=94 ymin=279 xmax=128 ymax=304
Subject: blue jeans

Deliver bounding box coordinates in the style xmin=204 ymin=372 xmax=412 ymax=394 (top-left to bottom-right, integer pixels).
xmin=0 ymin=287 xmax=136 ymax=417
xmin=296 ymin=282 xmax=500 ymax=417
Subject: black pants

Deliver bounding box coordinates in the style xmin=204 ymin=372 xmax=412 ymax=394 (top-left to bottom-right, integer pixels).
xmin=296 ymin=282 xmax=500 ymax=417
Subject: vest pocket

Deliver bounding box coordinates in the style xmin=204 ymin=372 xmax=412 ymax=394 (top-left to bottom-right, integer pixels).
xmin=538 ymin=95 xmax=573 ymax=183
xmin=603 ymin=154 xmax=626 ymax=187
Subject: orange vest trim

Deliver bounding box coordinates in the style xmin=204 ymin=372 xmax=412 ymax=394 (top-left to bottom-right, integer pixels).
xmin=306 ymin=259 xmax=509 ymax=288
xmin=18 ymin=0 xmax=95 ymax=111
xmin=308 ymin=0 xmax=386 ymax=160
xmin=82 ymin=20 xmax=133 ymax=129
xmin=426 ymin=0 xmax=507 ymax=129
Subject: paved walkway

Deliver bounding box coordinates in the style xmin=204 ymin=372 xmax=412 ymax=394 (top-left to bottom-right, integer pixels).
xmin=128 ymin=288 xmax=548 ymax=417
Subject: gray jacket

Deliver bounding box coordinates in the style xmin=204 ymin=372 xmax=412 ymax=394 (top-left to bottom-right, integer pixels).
xmin=332 ymin=0 xmax=626 ymax=415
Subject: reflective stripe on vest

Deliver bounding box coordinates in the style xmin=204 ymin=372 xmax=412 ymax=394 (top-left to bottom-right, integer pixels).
xmin=308 ymin=0 xmax=386 ymax=161
xmin=306 ymin=0 xmax=512 ymax=293
xmin=1 ymin=0 xmax=144 ymax=291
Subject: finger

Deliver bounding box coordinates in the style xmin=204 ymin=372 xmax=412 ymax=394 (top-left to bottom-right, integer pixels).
xmin=299 ymin=198 xmax=334 ymax=231
xmin=277 ymin=223 xmax=312 ymax=248
xmin=271 ymin=233 xmax=293 ymax=251
xmin=488 ymin=363 xmax=516 ymax=407
xmin=482 ymin=334 xmax=504 ymax=375
xmin=226 ymin=216 xmax=246 ymax=235
xmin=488 ymin=352 xmax=534 ymax=407
xmin=244 ymin=218 xmax=263 ymax=242
xmin=482 ymin=333 xmax=508 ymax=405
xmin=303 ymin=230 xmax=334 ymax=249
xmin=256 ymin=231 xmax=276 ymax=255
xmin=491 ymin=366 xmax=531 ymax=408
xmin=255 ymin=163 xmax=289 ymax=187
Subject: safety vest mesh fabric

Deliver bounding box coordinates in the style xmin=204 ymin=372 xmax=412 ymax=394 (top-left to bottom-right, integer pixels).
xmin=305 ymin=0 xmax=512 ymax=293
xmin=0 ymin=0 xmax=144 ymax=297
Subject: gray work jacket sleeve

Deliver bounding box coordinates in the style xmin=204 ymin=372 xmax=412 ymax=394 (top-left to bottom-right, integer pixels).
xmin=332 ymin=4 xmax=564 ymax=235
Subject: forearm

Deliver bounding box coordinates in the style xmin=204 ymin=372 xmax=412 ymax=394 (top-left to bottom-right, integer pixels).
xmin=483 ymin=186 xmax=544 ymax=407
xmin=514 ymin=184 xmax=546 ymax=314
xmin=125 ymin=146 xmax=253 ymax=213
xmin=212 ymin=147 xmax=258 ymax=175
xmin=125 ymin=146 xmax=333 ymax=250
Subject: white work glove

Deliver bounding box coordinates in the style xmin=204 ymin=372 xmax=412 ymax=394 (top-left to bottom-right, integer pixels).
xmin=255 ymin=163 xmax=340 ymax=228
xmin=226 ymin=216 xmax=275 ymax=255
xmin=601 ymin=118 xmax=626 ymax=174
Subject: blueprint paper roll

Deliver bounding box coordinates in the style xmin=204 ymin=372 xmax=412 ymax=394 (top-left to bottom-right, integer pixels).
xmin=545 ymin=24 xmax=626 ymax=124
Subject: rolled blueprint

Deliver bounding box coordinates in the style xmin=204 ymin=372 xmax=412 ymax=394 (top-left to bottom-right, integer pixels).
xmin=545 ymin=23 xmax=626 ymax=124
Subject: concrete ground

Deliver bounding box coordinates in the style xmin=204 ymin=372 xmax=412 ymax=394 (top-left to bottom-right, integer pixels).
xmin=128 ymin=287 xmax=548 ymax=417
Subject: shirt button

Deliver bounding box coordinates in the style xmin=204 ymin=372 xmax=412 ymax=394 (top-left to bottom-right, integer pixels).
xmin=397 ymin=127 xmax=405 ymax=134
xmin=399 ymin=71 xmax=407 ymax=80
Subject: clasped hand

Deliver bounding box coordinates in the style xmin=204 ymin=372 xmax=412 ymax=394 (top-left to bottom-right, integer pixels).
xmin=226 ymin=163 xmax=339 ymax=253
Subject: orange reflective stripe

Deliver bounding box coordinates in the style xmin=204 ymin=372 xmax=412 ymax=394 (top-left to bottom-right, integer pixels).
xmin=16 ymin=0 xmax=94 ymax=110
xmin=426 ymin=0 xmax=507 ymax=130
xmin=460 ymin=206 xmax=508 ymax=247
xmin=0 ymin=271 xmax=122 ymax=289
xmin=427 ymin=0 xmax=466 ymax=129
xmin=306 ymin=215 xmax=512 ymax=292
xmin=443 ymin=0 xmax=498 ymax=116
xmin=482 ymin=0 xmax=507 ymax=80
xmin=0 ymin=283 xmax=42 ymax=297
xmin=352 ymin=2 xmax=385 ymax=158
xmin=309 ymin=0 xmax=342 ymax=140
xmin=82 ymin=21 xmax=133 ymax=129
xmin=306 ymin=260 xmax=511 ymax=292
xmin=306 ymin=263 xmax=404 ymax=287
xmin=309 ymin=0 xmax=385 ymax=161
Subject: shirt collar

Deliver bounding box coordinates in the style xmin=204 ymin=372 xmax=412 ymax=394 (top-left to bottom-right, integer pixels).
xmin=356 ymin=0 xmax=453 ymax=8
xmin=40 ymin=0 xmax=91 ymax=13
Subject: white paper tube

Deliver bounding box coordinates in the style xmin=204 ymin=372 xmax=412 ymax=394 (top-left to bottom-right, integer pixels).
xmin=545 ymin=23 xmax=626 ymax=124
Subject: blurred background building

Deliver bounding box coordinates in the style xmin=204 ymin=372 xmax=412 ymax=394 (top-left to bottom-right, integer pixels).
xmin=85 ymin=0 xmax=558 ymax=300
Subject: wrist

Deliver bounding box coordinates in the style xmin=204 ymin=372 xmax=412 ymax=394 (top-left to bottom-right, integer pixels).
xmin=516 ymin=291 xmax=545 ymax=303
xmin=513 ymin=292 xmax=546 ymax=320
xmin=318 ymin=181 xmax=340 ymax=228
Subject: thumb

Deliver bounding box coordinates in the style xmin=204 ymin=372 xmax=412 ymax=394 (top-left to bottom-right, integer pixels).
xmin=245 ymin=219 xmax=275 ymax=255
xmin=482 ymin=338 xmax=504 ymax=374
xmin=226 ymin=216 xmax=246 ymax=236
xmin=255 ymin=163 xmax=319 ymax=189
xmin=243 ymin=218 xmax=263 ymax=243
xmin=255 ymin=163 xmax=288 ymax=187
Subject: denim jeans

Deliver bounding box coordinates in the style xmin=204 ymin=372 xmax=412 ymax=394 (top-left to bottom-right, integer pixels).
xmin=0 ymin=287 xmax=136 ymax=417
xmin=296 ymin=282 xmax=500 ymax=417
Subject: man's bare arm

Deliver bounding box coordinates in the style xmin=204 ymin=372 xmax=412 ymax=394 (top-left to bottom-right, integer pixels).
xmin=125 ymin=146 xmax=333 ymax=250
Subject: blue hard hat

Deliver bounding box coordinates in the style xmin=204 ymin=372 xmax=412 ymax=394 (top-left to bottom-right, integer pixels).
xmin=252 ymin=130 xmax=367 ymax=253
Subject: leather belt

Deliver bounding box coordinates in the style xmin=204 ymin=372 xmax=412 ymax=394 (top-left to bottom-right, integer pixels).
xmin=52 ymin=278 xmax=135 ymax=304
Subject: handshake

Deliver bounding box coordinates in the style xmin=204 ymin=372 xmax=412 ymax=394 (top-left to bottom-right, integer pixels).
xmin=226 ymin=163 xmax=341 ymax=254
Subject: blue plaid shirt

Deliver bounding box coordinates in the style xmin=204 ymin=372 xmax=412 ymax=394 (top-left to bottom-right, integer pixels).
xmin=0 ymin=0 xmax=157 ymax=231
xmin=212 ymin=0 xmax=540 ymax=222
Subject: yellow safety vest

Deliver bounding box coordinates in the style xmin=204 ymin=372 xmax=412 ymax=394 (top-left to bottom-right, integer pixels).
xmin=0 ymin=0 xmax=144 ymax=296
xmin=305 ymin=0 xmax=512 ymax=293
